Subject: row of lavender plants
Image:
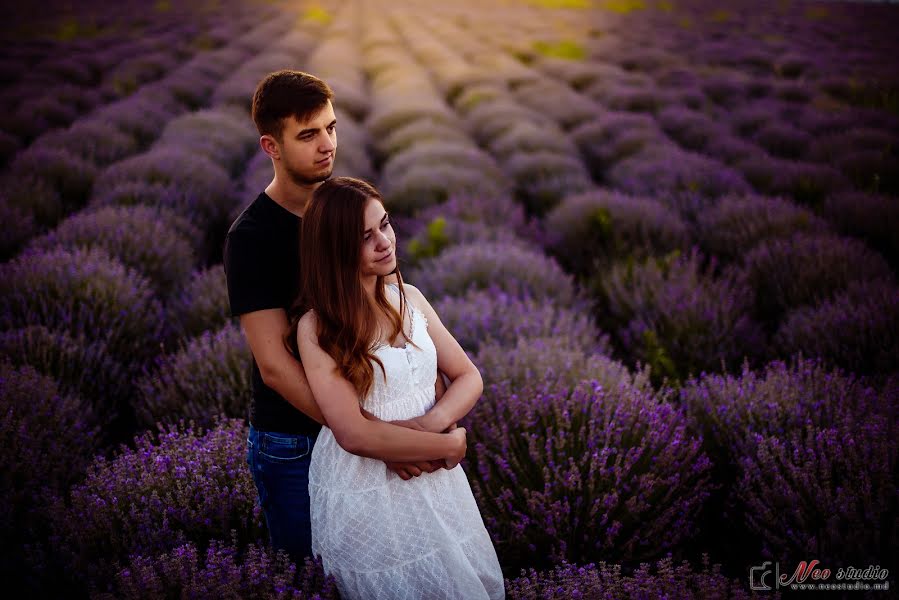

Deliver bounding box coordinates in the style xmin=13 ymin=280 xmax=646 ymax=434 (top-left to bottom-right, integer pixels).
xmin=374 ymin=0 xmax=899 ymax=386
xmin=0 ymin=1 xmax=278 ymax=166
xmin=2 ymin=0 xmax=897 ymax=597
xmin=0 ymin=4 xmax=356 ymax=596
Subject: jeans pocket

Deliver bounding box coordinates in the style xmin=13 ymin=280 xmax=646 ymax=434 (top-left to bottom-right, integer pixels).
xmin=257 ymin=432 xmax=311 ymax=463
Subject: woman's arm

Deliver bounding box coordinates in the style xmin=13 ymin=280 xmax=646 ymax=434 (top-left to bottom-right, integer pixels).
xmin=297 ymin=311 xmax=466 ymax=463
xmin=403 ymin=284 xmax=484 ymax=433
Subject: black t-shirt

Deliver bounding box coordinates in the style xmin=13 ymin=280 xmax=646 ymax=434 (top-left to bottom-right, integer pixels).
xmin=223 ymin=192 xmax=320 ymax=436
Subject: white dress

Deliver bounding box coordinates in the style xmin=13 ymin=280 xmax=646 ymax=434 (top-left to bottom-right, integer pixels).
xmin=308 ymin=288 xmax=505 ymax=600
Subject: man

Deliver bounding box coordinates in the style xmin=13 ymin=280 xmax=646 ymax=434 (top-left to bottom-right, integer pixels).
xmin=223 ymin=70 xmax=448 ymax=564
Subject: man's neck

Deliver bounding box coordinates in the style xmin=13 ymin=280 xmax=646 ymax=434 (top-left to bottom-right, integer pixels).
xmin=265 ymin=175 xmax=317 ymax=218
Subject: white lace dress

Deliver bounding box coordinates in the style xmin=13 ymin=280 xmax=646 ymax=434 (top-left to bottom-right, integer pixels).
xmin=308 ymin=291 xmax=505 ymax=600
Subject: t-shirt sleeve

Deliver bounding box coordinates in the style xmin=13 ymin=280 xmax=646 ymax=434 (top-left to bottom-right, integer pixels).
xmin=223 ymin=228 xmax=283 ymax=317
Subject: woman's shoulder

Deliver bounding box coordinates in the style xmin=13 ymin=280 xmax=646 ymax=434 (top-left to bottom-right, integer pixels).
xmin=397 ymin=281 xmax=425 ymax=305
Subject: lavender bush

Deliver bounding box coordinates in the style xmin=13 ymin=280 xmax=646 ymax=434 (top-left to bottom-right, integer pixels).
xmin=434 ymin=289 xmax=608 ymax=355
xmin=90 ymin=147 xmax=235 ymax=229
xmin=464 ymin=380 xmax=714 ymax=572
xmin=135 ymin=324 xmax=251 ymax=428
xmin=678 ymin=357 xmax=884 ymax=473
xmin=0 ymin=363 xmax=98 ymax=588
xmin=0 ymin=247 xmax=167 ymax=361
xmin=474 ymin=337 xmax=651 ymax=395
xmin=408 ymin=241 xmax=579 ymax=306
xmin=822 ymin=191 xmax=899 ymax=266
xmin=157 ymin=108 xmax=258 ymax=176
xmin=382 ymin=162 xmax=510 ymax=215
xmin=170 ymin=265 xmax=232 ymax=338
xmin=95 ymin=540 xmax=339 ymax=600
xmin=738 ymin=231 xmax=894 ymax=323
xmin=26 ymin=205 xmax=198 ymax=295
xmin=607 ymin=144 xmax=750 ymax=199
xmin=506 ymin=555 xmax=766 ymax=600
xmin=0 ymin=191 xmax=36 ymax=258
xmin=597 ymin=250 xmax=764 ymax=383
xmin=695 ymin=193 xmax=827 ymax=262
xmin=545 ymin=188 xmax=689 ymax=273
xmin=570 ymin=112 xmax=664 ymax=178
xmin=52 ymin=419 xmax=264 ymax=588
xmin=502 ymin=150 xmax=594 ymax=214
xmin=774 ymin=279 xmax=899 ymax=375
xmin=32 ymin=120 xmax=138 ymax=166
xmin=738 ymin=415 xmax=897 ymax=566
xmin=735 ymin=153 xmax=850 ymax=206
xmin=4 ymin=145 xmax=97 ymax=211
xmin=0 ymin=326 xmax=130 ymax=422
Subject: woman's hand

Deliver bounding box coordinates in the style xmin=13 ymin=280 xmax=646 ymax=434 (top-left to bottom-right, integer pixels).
xmin=385 ymin=417 xmax=443 ymax=480
xmin=443 ymin=427 xmax=467 ymax=469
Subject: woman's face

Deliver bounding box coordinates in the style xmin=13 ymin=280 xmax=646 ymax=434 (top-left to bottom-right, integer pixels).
xmin=359 ymin=197 xmax=396 ymax=277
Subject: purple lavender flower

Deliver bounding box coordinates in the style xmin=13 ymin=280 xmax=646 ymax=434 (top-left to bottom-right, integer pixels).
xmin=157 ymin=108 xmax=258 ymax=176
xmin=90 ymin=147 xmax=235 ymax=229
xmin=606 ymin=144 xmax=751 ymax=199
xmin=774 ymin=278 xmax=899 ymax=375
xmin=696 ymin=193 xmax=827 ymax=262
xmin=735 ymin=153 xmax=850 ymax=206
xmin=32 ymin=119 xmax=138 ymax=166
xmin=0 ymin=191 xmax=36 ymax=258
xmin=738 ymin=231 xmax=894 ymax=322
xmin=5 ymin=145 xmax=97 ymax=208
xmin=737 ymin=415 xmax=896 ymax=566
xmin=679 ymin=357 xmax=884 ymax=470
xmin=374 ymin=118 xmax=470 ymax=159
xmin=464 ymin=380 xmax=713 ymax=572
xmin=408 ymin=241 xmax=579 ymax=306
xmin=96 ymin=540 xmax=339 ymax=600
xmin=751 ymin=122 xmax=812 ymax=159
xmin=434 ymin=289 xmax=609 ymax=355
xmin=570 ymin=112 xmax=666 ymax=178
xmin=505 ymin=555 xmax=759 ymax=600
xmin=0 ymin=363 xmax=98 ymax=587
xmin=544 ymin=188 xmax=689 ymax=273
xmin=822 ymin=191 xmax=899 ymax=266
xmin=383 ymin=162 xmax=512 ymax=215
xmin=135 ymin=323 xmax=251 ymax=428
xmin=171 ymin=265 xmax=232 ymax=338
xmin=502 ymin=150 xmax=594 ymax=214
xmin=0 ymin=326 xmax=130 ymax=423
xmin=598 ymin=249 xmax=764 ymax=382
xmin=51 ymin=418 xmax=265 ymax=588
xmin=0 ymin=246 xmax=167 ymax=362
xmin=474 ymin=336 xmax=650 ymax=395
xmin=656 ymin=105 xmax=729 ymax=153
xmin=26 ymin=205 xmax=198 ymax=296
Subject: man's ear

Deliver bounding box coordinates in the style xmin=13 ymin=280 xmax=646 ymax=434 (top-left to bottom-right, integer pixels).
xmin=260 ymin=135 xmax=280 ymax=160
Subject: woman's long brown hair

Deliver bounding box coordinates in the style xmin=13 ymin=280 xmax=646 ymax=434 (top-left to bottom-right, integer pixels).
xmin=285 ymin=177 xmax=415 ymax=399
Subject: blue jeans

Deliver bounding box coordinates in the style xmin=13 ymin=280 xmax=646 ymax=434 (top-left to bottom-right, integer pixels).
xmin=246 ymin=424 xmax=318 ymax=564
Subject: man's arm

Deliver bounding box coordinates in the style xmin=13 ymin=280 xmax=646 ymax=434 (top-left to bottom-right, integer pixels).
xmin=240 ymin=308 xmax=326 ymax=425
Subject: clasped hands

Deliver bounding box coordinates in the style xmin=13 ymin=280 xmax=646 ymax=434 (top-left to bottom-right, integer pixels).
xmin=384 ymin=416 xmax=463 ymax=481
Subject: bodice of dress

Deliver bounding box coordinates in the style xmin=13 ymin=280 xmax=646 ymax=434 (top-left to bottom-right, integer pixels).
xmin=363 ymin=291 xmax=438 ymax=422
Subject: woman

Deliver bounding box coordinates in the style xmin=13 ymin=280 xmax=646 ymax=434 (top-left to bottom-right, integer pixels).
xmin=287 ymin=177 xmax=505 ymax=599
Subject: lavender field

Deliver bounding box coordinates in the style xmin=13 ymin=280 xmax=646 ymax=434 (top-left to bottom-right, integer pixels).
xmin=2 ymin=0 xmax=898 ymax=597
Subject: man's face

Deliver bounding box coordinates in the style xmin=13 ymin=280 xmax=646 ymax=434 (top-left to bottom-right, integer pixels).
xmin=275 ymin=100 xmax=337 ymax=186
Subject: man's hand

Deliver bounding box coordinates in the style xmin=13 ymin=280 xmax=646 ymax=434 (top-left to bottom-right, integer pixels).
xmin=384 ymin=417 xmax=447 ymax=479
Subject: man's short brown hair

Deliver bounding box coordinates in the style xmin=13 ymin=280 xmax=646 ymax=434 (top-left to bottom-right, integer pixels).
xmin=251 ymin=70 xmax=334 ymax=141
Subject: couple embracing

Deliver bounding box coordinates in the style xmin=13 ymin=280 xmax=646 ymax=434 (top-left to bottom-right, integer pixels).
xmin=223 ymin=70 xmax=505 ymax=599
